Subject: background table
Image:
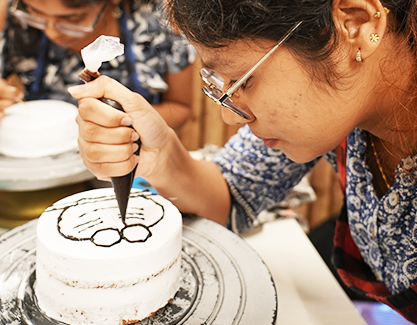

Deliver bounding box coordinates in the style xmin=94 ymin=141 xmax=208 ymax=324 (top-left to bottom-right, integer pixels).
xmin=242 ymin=218 xmax=367 ymax=325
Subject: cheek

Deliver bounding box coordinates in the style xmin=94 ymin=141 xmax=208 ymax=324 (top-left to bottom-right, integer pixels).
xmin=251 ymin=90 xmax=305 ymax=121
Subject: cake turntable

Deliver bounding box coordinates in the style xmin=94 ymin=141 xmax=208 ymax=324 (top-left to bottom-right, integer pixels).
xmin=0 ymin=215 xmax=277 ymax=325
xmin=0 ymin=149 xmax=93 ymax=191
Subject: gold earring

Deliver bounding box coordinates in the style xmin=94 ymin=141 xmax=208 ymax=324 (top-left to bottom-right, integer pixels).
xmin=356 ymin=49 xmax=362 ymax=62
xmin=370 ymin=33 xmax=380 ymax=42
xmin=112 ymin=7 xmax=122 ymax=19
xmin=375 ymin=7 xmax=390 ymax=18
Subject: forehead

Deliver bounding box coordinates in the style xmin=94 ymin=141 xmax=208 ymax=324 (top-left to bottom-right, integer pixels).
xmin=195 ymin=39 xmax=275 ymax=72
xmin=23 ymin=0 xmax=94 ymax=13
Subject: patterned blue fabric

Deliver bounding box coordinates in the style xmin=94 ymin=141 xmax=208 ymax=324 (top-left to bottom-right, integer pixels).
xmin=213 ymin=125 xmax=417 ymax=295
xmin=346 ymin=128 xmax=417 ymax=294
xmin=211 ymin=125 xmax=320 ymax=233
xmin=0 ymin=0 xmax=195 ymax=104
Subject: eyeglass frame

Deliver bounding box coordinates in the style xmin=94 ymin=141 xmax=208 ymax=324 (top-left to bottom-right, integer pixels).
xmin=200 ymin=21 xmax=303 ymax=121
xmin=9 ymin=0 xmax=110 ymax=37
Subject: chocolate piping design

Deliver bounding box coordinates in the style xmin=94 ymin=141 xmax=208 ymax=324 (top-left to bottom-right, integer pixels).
xmin=50 ymin=190 xmax=165 ymax=247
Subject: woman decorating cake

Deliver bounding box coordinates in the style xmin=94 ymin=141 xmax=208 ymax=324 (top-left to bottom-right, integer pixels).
xmin=0 ymin=0 xmax=195 ymax=128
xmin=70 ymin=0 xmax=417 ymax=322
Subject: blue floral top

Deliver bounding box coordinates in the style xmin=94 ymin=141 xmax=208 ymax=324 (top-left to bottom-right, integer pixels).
xmin=212 ymin=125 xmax=417 ymax=295
xmin=0 ymin=0 xmax=195 ymax=104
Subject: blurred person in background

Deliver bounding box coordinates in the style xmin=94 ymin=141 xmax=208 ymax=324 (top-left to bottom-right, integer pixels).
xmin=0 ymin=0 xmax=195 ymax=128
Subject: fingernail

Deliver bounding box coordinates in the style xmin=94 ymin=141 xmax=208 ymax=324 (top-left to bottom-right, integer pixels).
xmin=68 ymin=84 xmax=89 ymax=95
xmin=131 ymin=131 xmax=140 ymax=142
xmin=121 ymin=116 xmax=133 ymax=126
xmin=7 ymin=85 xmax=18 ymax=93
xmin=132 ymin=143 xmax=139 ymax=153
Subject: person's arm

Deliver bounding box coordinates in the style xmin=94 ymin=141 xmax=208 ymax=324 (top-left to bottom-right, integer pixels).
xmin=69 ymin=75 xmax=230 ymax=225
xmin=0 ymin=1 xmax=24 ymax=118
xmin=0 ymin=0 xmax=7 ymax=33
xmin=153 ymin=63 xmax=194 ymax=129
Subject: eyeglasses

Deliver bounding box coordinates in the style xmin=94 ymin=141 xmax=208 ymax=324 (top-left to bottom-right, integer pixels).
xmin=200 ymin=21 xmax=302 ymax=121
xmin=10 ymin=0 xmax=109 ymax=38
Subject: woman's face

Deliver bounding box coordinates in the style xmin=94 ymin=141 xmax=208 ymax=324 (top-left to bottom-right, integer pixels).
xmin=21 ymin=0 xmax=113 ymax=52
xmin=196 ymin=40 xmax=370 ymax=163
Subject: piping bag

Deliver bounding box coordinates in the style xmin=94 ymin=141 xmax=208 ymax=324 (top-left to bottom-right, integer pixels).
xmin=79 ymin=35 xmax=138 ymax=223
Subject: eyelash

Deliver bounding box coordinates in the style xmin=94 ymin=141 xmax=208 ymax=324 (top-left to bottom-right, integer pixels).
xmin=229 ymin=77 xmax=251 ymax=91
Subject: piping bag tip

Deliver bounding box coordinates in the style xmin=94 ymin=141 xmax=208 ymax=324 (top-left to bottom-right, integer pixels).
xmin=111 ymin=165 xmax=137 ymax=222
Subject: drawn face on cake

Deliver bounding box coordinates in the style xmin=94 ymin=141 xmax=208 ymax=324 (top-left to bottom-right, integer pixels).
xmin=52 ymin=191 xmax=165 ymax=247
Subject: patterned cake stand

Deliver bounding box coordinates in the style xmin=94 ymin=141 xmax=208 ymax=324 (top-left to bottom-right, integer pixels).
xmin=0 ymin=215 xmax=277 ymax=325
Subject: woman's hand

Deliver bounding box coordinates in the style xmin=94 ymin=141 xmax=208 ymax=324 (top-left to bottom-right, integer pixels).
xmin=69 ymin=75 xmax=231 ymax=225
xmin=0 ymin=78 xmax=24 ymax=119
xmin=68 ymin=76 xmax=174 ymax=181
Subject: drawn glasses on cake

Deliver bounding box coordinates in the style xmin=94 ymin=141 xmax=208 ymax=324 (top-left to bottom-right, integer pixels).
xmin=50 ymin=191 xmax=165 ymax=247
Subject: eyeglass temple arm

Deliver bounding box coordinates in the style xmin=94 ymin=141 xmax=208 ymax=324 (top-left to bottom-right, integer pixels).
xmin=224 ymin=21 xmax=303 ymax=98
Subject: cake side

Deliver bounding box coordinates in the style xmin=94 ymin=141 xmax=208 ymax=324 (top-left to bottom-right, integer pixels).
xmin=35 ymin=188 xmax=183 ymax=325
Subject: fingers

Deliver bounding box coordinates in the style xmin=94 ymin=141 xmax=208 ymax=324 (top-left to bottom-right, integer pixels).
xmin=68 ymin=75 xmax=171 ymax=180
xmin=78 ymin=137 xmax=139 ymax=178
xmin=68 ymin=76 xmax=149 ymax=115
xmin=77 ymin=114 xmax=139 ymax=144
xmin=0 ymin=79 xmax=23 ymax=101
xmin=0 ymin=79 xmax=24 ymax=117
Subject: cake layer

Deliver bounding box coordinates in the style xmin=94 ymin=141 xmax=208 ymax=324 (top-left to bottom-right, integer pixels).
xmin=0 ymin=100 xmax=78 ymax=158
xmin=36 ymin=257 xmax=181 ymax=324
xmin=35 ymin=188 xmax=183 ymax=325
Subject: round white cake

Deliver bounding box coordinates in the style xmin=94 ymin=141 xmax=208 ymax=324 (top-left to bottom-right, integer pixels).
xmin=35 ymin=188 xmax=183 ymax=325
xmin=0 ymin=100 xmax=78 ymax=158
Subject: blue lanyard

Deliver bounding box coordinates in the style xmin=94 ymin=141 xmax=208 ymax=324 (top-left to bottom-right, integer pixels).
xmin=31 ymin=3 xmax=160 ymax=104
xmin=28 ymin=33 xmax=49 ymax=100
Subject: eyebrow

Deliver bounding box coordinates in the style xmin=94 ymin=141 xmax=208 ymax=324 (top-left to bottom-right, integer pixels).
xmin=200 ymin=57 xmax=248 ymax=80
xmin=200 ymin=58 xmax=218 ymax=70
xmin=25 ymin=2 xmax=86 ymax=20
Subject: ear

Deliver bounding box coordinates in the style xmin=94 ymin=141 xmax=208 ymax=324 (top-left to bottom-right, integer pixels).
xmin=332 ymin=0 xmax=388 ymax=62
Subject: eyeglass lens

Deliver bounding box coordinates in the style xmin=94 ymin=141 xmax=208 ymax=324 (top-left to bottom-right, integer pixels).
xmin=200 ymin=68 xmax=253 ymax=120
xmin=11 ymin=0 xmax=101 ymax=37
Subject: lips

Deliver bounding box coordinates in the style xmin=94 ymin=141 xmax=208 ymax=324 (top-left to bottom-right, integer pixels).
xmin=262 ymin=139 xmax=280 ymax=148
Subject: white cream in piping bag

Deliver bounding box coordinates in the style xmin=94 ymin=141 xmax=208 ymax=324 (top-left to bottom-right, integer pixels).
xmin=81 ymin=35 xmax=124 ymax=73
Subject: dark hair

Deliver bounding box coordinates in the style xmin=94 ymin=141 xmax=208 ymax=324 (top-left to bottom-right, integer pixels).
xmin=165 ymin=0 xmax=417 ymax=85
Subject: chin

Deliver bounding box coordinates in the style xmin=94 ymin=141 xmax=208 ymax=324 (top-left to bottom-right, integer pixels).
xmin=282 ymin=149 xmax=321 ymax=164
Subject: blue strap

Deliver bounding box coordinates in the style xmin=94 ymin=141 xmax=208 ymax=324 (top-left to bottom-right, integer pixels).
xmin=28 ymin=33 xmax=48 ymax=100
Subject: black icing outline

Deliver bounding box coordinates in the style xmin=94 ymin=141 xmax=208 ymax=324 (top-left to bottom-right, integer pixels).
xmin=49 ymin=190 xmax=165 ymax=247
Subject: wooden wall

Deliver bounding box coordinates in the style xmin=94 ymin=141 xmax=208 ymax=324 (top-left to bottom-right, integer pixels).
xmin=176 ymin=63 xmax=344 ymax=231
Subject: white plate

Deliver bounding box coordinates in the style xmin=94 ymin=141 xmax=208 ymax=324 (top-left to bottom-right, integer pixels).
xmin=0 ymin=149 xmax=93 ymax=191
xmin=0 ymin=215 xmax=277 ymax=324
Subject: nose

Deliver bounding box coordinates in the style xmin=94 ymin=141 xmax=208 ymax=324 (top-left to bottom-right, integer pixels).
xmin=43 ymin=18 xmax=63 ymax=40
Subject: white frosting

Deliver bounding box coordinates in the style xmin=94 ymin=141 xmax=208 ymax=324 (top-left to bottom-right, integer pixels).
xmin=35 ymin=188 xmax=182 ymax=325
xmin=0 ymin=100 xmax=78 ymax=158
